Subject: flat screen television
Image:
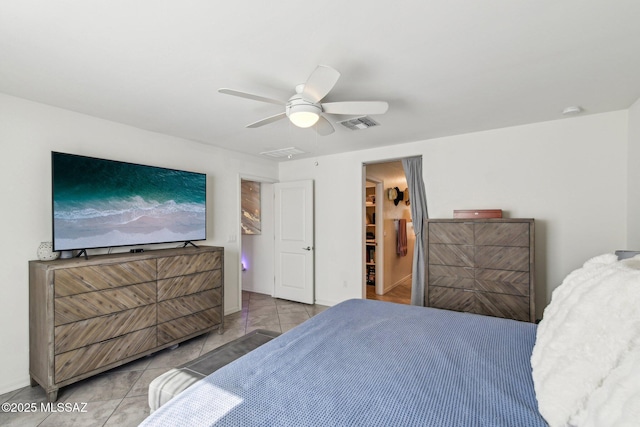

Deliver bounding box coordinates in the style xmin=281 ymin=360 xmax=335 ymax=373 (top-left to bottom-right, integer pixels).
xmin=52 ymin=152 xmax=206 ymax=252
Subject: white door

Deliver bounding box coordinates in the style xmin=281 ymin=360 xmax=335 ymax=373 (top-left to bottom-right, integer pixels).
xmin=274 ymin=180 xmax=314 ymax=304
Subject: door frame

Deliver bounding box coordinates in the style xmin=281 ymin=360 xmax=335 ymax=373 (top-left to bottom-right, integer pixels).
xmin=363 ymin=176 xmax=384 ymax=296
xmin=363 ymin=157 xmax=414 ymax=300
xmin=237 ymin=173 xmax=277 ymax=313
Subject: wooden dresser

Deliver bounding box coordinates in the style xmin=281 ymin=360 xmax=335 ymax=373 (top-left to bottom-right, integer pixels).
xmin=426 ymin=219 xmax=534 ymax=322
xmin=29 ymin=246 xmax=224 ymax=401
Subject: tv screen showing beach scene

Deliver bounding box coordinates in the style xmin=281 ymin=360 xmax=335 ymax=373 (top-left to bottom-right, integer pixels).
xmin=52 ymin=152 xmax=206 ymax=251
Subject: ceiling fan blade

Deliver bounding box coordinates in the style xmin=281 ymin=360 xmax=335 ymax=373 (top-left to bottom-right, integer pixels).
xmin=322 ymin=101 xmax=389 ymax=115
xmin=314 ymin=115 xmax=335 ymax=136
xmin=301 ymin=65 xmax=341 ymax=103
xmin=218 ymin=88 xmax=286 ymax=105
xmin=246 ymin=112 xmax=287 ymax=128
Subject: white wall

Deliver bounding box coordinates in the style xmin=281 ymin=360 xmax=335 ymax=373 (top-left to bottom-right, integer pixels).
xmin=279 ymin=111 xmax=629 ymax=313
xmin=241 ymin=183 xmax=275 ymax=295
xmin=0 ymin=93 xmax=278 ymax=394
xmin=379 ymin=178 xmax=414 ymax=291
xmin=628 ymin=97 xmax=640 ymax=248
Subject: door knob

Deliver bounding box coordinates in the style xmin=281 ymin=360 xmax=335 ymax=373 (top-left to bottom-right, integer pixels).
xmin=302 ymin=246 xmax=312 ymax=251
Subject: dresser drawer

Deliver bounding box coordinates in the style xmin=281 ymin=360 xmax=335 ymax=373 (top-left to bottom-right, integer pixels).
xmin=54 ymin=260 xmax=156 ymax=297
xmin=54 ymin=304 xmax=157 ymax=354
xmin=428 ymin=265 xmax=475 ymax=289
xmin=157 ymin=269 xmax=222 ymax=301
xmin=429 ymin=286 xmax=530 ymax=321
xmin=54 ymin=282 xmax=156 ymax=326
xmin=429 ymin=244 xmax=474 ymax=267
xmin=157 ymin=289 xmax=222 ymax=323
xmin=158 ymin=308 xmax=222 ymax=345
xmin=55 ymin=326 xmax=157 ymax=383
xmin=428 ymin=222 xmax=474 ymax=244
xmin=474 ymin=291 xmax=530 ymax=322
xmin=474 ymin=269 xmax=529 ymax=296
xmin=475 ymin=246 xmax=529 ymax=271
xmin=157 ymin=251 xmax=222 ymax=279
xmin=429 ymin=286 xmax=475 ymax=313
xmin=474 ymin=222 xmax=530 ymax=247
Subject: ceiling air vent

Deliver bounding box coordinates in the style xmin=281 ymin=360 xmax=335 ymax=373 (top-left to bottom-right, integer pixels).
xmin=259 ymin=147 xmax=306 ymax=159
xmin=338 ymin=116 xmax=380 ymax=131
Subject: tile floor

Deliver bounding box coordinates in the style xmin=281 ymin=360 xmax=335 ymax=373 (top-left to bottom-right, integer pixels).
xmin=0 ymin=291 xmax=328 ymax=427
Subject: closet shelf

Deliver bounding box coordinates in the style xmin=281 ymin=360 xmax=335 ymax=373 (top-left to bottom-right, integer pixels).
xmin=365 ymin=185 xmax=378 ymax=287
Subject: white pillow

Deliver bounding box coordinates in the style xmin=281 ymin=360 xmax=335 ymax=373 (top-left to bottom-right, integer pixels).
xmin=579 ymin=342 xmax=640 ymax=427
xmin=531 ymin=254 xmax=640 ymax=427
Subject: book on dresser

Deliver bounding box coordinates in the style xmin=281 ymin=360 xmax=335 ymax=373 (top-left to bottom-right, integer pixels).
xmin=425 ymin=218 xmax=535 ymax=322
xmin=29 ymin=245 xmax=224 ymax=402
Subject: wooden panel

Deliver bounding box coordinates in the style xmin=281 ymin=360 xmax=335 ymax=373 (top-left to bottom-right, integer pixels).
xmin=157 ymin=289 xmax=222 ymax=323
xmin=55 ymin=326 xmax=156 ymax=383
xmin=54 ymin=304 xmax=156 ymax=354
xmin=474 ymin=292 xmax=529 ymax=322
xmin=29 ymin=262 xmax=52 ymax=391
xmin=429 ymin=244 xmax=474 ymax=267
xmin=54 ymin=260 xmax=156 ymax=297
xmin=54 ymin=282 xmax=156 ymax=326
xmin=157 ymin=270 xmax=222 ymax=301
xmin=475 ymin=246 xmax=529 ymax=271
xmin=428 ymin=287 xmax=475 ymax=313
xmin=428 ymin=222 xmax=474 ymax=244
xmin=475 ymin=269 xmax=529 ymax=296
xmin=157 ymin=251 xmax=222 ymax=279
xmin=158 ymin=308 xmax=221 ymax=345
xmin=474 ymin=222 xmax=530 ymax=247
xmin=430 ymin=287 xmax=529 ymax=321
xmin=428 ymin=265 xmax=475 ymax=289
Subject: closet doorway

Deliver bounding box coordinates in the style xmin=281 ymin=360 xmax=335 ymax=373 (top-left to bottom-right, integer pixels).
xmin=238 ymin=176 xmax=277 ymax=314
xmin=363 ymin=161 xmax=415 ymax=305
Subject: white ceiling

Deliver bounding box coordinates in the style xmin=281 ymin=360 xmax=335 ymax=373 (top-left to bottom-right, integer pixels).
xmin=2 ymin=1 xmax=639 ymax=162
xmin=366 ymin=161 xmax=406 ymax=186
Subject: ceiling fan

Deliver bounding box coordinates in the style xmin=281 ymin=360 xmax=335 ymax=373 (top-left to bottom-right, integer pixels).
xmin=218 ymin=65 xmax=389 ymax=136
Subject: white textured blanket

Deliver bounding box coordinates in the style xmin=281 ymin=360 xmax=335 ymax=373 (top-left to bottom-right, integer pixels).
xmin=531 ymin=254 xmax=640 ymax=427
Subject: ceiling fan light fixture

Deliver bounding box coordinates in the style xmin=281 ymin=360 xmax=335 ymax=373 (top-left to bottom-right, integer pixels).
xmin=289 ymin=111 xmax=320 ymax=128
xmin=219 ymin=65 xmax=388 ymax=136
xmin=287 ymin=102 xmax=321 ymax=128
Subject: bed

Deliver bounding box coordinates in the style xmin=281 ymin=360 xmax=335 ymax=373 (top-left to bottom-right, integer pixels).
xmin=141 ymin=253 xmax=640 ymax=427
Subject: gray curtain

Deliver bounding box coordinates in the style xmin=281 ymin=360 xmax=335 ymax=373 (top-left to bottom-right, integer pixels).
xmin=402 ymin=157 xmax=429 ymax=306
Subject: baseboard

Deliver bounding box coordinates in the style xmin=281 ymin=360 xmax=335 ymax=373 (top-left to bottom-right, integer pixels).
xmin=0 ymin=377 xmax=30 ymax=396
xmin=224 ymin=305 xmax=241 ymax=316
xmin=314 ymin=298 xmax=338 ymax=307
xmin=241 ymin=285 xmax=273 ymax=295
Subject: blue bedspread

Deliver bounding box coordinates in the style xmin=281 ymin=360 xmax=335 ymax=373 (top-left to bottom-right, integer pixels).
xmin=141 ymin=299 xmax=547 ymax=427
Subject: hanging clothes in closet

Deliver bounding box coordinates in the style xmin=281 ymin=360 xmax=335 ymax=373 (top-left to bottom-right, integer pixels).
xmin=396 ymin=219 xmax=408 ymax=256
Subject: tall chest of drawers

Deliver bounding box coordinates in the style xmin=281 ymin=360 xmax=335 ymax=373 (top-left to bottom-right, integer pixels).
xmin=29 ymin=246 xmax=223 ymax=401
xmin=426 ymin=219 xmax=535 ymax=322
